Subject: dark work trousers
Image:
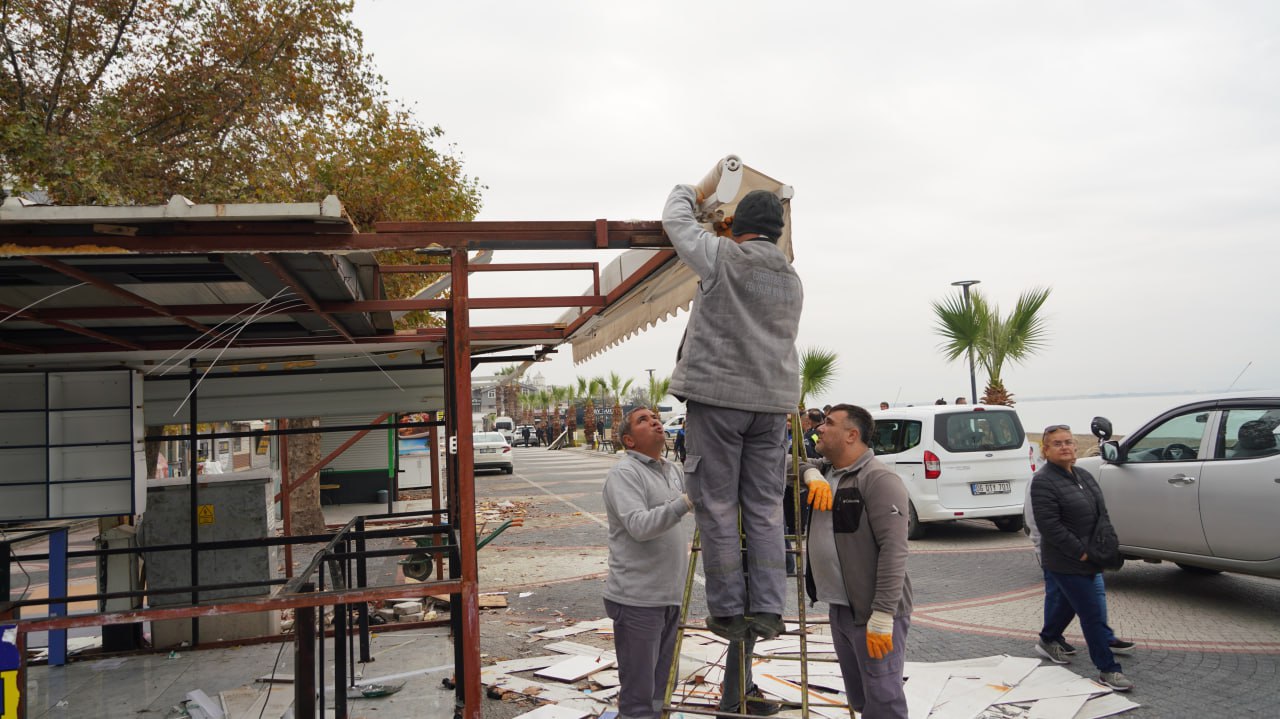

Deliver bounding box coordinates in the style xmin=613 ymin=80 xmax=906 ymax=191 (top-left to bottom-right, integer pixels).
xmin=830 ymin=604 xmax=910 ymax=719
xmin=719 ymin=636 xmax=757 ymax=712
xmin=782 ymin=477 xmax=809 ymax=574
xmin=1041 ymin=570 xmax=1121 ymax=673
xmin=683 ymin=400 xmax=788 ymax=617
xmin=604 ymin=599 xmax=680 ymax=719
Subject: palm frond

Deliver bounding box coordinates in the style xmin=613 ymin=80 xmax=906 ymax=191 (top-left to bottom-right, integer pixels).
xmin=799 ymin=347 xmax=839 ymax=407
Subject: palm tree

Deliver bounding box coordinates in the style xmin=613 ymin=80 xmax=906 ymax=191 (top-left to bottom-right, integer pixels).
xmin=534 ymin=389 xmax=551 ymax=435
xmin=563 ymin=382 xmax=579 ymax=447
xmin=607 ymin=372 xmax=634 ymax=442
xmin=932 ymin=287 xmax=1051 ymax=406
xmin=491 ymin=365 xmax=512 ymax=417
xmin=577 ymin=376 xmax=596 ymax=447
xmin=550 ymin=385 xmax=569 ymax=444
xmin=648 ymin=374 xmax=672 ymax=413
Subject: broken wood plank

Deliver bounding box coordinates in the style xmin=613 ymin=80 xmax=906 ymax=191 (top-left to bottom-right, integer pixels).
xmin=535 ymin=654 xmax=615 ymax=682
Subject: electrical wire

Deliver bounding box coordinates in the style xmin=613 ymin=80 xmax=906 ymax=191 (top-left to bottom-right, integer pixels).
xmin=258 ymin=636 xmax=289 ymax=719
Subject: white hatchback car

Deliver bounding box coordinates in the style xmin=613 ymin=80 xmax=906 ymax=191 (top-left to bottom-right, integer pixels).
xmin=871 ymin=405 xmax=1034 ymax=539
xmin=472 ymin=431 xmax=513 ymax=474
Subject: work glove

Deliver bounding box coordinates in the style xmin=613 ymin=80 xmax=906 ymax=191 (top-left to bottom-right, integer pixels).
xmin=866 ymin=611 xmax=895 ymax=659
xmin=803 ymin=468 xmax=832 ymax=512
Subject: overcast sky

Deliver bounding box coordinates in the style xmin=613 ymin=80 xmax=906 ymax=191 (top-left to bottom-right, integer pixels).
xmin=352 ymin=1 xmax=1279 ymax=408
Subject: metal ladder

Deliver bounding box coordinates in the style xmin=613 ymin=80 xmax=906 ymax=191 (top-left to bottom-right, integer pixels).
xmin=660 ymin=417 xmax=850 ymax=718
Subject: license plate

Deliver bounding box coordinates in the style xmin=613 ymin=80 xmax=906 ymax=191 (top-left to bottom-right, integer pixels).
xmin=971 ymin=481 xmax=1011 ymax=495
xmin=479 ymin=448 xmax=496 ymax=454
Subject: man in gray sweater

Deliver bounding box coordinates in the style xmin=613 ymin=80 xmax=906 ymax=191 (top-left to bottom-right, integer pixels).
xmin=662 ymin=185 xmax=803 ymax=642
xmin=805 ymin=404 xmax=913 ymax=718
xmin=603 ymin=407 xmax=694 ymax=719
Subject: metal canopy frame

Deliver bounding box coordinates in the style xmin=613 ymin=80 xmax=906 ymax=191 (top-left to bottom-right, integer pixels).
xmin=0 ymin=200 xmax=678 ymax=719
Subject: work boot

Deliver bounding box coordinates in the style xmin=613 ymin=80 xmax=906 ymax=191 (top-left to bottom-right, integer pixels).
xmin=747 ymin=613 xmax=785 ymax=641
xmin=705 ymin=615 xmax=750 ymax=642
xmin=729 ymin=686 xmax=781 ymax=716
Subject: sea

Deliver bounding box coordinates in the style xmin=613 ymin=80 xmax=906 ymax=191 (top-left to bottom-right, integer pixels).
xmin=906 ymin=389 xmax=1280 ymax=438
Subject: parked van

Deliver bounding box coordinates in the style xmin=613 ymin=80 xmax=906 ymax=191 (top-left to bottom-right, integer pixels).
xmin=493 ymin=416 xmax=516 ymax=445
xmin=871 ymin=405 xmax=1033 ymax=539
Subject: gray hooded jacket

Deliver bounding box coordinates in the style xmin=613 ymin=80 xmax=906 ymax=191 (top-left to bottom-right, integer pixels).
xmin=662 ymin=185 xmax=802 ymax=414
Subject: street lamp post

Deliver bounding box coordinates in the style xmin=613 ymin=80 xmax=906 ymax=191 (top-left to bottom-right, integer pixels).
xmin=951 ymin=280 xmax=981 ymax=405
xmin=645 ymin=368 xmax=656 ymax=408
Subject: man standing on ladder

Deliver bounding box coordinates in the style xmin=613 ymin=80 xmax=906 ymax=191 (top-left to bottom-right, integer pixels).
xmin=602 ymin=407 xmax=695 ymax=719
xmin=805 ymin=404 xmax=913 ymax=718
xmin=662 ymin=184 xmax=803 ymax=643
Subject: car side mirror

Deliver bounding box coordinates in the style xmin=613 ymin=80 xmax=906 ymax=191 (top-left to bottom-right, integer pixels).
xmin=1091 ymin=416 xmax=1113 ymax=442
xmin=1100 ymin=440 xmax=1123 ymax=463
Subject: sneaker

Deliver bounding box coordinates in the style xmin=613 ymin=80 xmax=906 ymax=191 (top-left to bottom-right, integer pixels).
xmin=1054 ymin=638 xmax=1077 ymax=655
xmin=722 ymin=686 xmax=781 ymax=717
xmin=746 ymin=613 xmax=785 ymax=641
xmin=1098 ymin=671 xmax=1134 ymax=692
xmin=1109 ymin=639 xmax=1136 ymax=655
xmin=1035 ymin=638 xmax=1070 ymax=665
xmin=705 ymin=615 xmax=750 ymax=642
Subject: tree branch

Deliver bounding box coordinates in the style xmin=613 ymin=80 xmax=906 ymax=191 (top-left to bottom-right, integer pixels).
xmin=1 ymin=0 xmax=27 ymax=111
xmin=82 ymin=0 xmax=139 ymax=95
xmin=44 ymin=0 xmax=80 ymax=132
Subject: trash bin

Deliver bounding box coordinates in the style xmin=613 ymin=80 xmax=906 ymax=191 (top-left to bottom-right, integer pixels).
xmin=376 ymin=489 xmax=389 ymax=504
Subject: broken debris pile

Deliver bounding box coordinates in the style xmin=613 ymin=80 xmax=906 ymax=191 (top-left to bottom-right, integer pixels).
xmin=481 ymin=618 xmax=1141 ymax=719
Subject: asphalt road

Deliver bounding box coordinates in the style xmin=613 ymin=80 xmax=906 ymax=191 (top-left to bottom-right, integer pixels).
xmin=474 ymin=445 xmax=1280 ymax=718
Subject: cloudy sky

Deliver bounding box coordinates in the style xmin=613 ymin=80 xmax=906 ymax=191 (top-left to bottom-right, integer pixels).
xmin=351 ymin=1 xmax=1279 ymax=408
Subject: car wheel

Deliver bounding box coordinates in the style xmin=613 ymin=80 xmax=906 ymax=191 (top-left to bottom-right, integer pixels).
xmin=1176 ymin=563 xmax=1222 ymax=575
xmin=993 ymin=516 xmax=1024 ymax=533
xmin=906 ymin=502 xmax=925 ymax=540
xmin=503 ymin=466 xmax=514 ymax=475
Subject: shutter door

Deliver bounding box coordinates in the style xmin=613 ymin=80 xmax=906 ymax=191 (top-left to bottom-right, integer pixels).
xmin=320 ymin=415 xmax=390 ymax=471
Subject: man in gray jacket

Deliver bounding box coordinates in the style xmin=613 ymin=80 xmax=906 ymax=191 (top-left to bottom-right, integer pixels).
xmin=805 ymin=404 xmax=912 ymax=718
xmin=662 ymin=185 xmax=803 ymax=642
xmin=603 ymin=407 xmax=694 ymax=719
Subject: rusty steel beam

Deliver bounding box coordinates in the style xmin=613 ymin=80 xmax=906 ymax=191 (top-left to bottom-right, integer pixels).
xmin=255 ymin=254 xmax=355 ymax=342
xmin=449 ymin=248 xmax=483 ymax=718
xmin=0 ymin=220 xmax=668 ymax=254
xmin=0 ymin=302 xmax=143 ymax=350
xmin=24 ymin=256 xmax=213 ymax=333
xmin=12 ymin=578 xmax=464 ymax=634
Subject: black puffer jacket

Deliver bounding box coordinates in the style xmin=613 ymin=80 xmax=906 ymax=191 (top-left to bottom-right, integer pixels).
xmin=1030 ymin=462 xmax=1108 ymax=575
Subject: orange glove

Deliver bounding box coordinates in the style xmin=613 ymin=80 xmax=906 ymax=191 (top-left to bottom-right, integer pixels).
xmin=804 ymin=468 xmax=832 ymax=512
xmin=866 ymin=611 xmax=895 ymax=659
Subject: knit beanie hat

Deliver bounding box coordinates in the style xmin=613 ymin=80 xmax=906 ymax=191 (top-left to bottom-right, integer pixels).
xmin=730 ymin=190 xmax=784 ymax=240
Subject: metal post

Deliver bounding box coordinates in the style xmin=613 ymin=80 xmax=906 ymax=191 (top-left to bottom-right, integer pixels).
xmin=355 ymin=517 xmax=371 ymax=663
xmin=48 ymin=528 xmax=68 ymax=666
xmin=449 ymin=248 xmax=482 ymax=718
xmin=187 ymin=364 xmax=201 ymax=645
xmin=295 ymin=584 xmax=316 ymax=719
xmin=951 ymin=280 xmax=981 ymax=405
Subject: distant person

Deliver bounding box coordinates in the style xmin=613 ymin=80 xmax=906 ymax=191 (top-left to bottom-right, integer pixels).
xmin=805 ymin=404 xmax=913 ymax=718
xmin=1031 ymin=425 xmax=1134 ymax=692
xmin=802 ymin=409 xmax=823 ymax=459
xmin=879 ymin=401 xmax=890 ymax=410
xmin=934 ymin=398 xmax=947 ymax=405
xmin=955 ymin=397 xmax=967 ymax=405
xmin=521 ymin=425 xmax=531 ymax=446
xmin=663 ymin=184 xmax=802 ymax=642
xmin=602 ymin=408 xmax=694 ymax=719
